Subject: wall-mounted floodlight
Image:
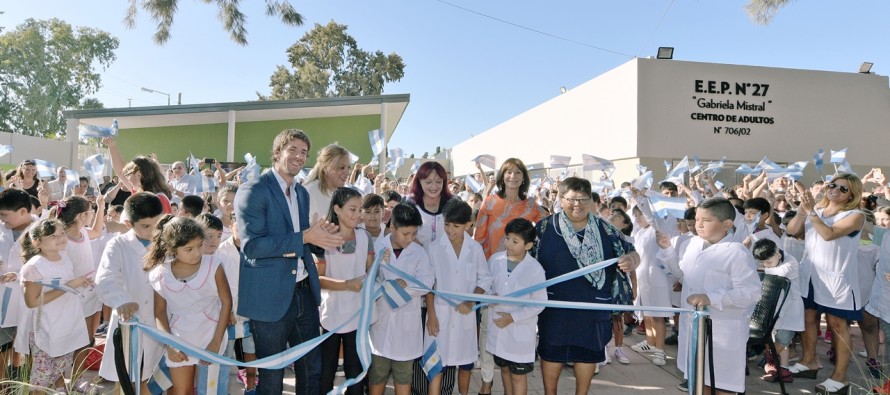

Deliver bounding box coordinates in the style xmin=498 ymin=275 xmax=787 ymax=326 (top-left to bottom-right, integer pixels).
xmin=656 ymin=47 xmax=674 ymax=60
xmin=860 ymin=62 xmax=874 ymax=74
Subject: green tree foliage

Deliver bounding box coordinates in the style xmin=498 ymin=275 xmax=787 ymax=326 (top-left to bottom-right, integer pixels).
xmin=0 ymin=19 xmax=118 ymax=138
xmin=260 ymin=21 xmax=406 ymax=99
xmin=746 ymin=0 xmax=794 ymax=24
xmin=125 ymin=0 xmax=304 ymax=45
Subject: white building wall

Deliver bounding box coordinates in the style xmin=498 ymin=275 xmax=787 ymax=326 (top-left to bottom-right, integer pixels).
xmin=451 ymin=60 xmax=640 ymax=177
xmin=453 ymin=58 xmax=890 ymax=186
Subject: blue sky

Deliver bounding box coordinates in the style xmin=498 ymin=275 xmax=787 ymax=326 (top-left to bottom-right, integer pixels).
xmin=3 ymin=1 xmax=889 ymax=158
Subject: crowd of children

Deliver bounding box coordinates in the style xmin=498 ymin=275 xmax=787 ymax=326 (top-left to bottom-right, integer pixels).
xmin=1 ymin=145 xmax=890 ymax=395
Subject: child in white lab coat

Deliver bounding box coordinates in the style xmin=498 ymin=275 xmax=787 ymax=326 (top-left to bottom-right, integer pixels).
xmin=486 ymin=218 xmax=546 ymax=395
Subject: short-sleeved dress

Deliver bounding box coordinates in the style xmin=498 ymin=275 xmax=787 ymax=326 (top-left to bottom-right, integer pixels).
xmin=149 ymin=255 xmax=226 ymax=367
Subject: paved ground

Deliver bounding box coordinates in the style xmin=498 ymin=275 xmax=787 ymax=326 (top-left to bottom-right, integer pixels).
xmin=52 ymin=321 xmax=886 ymax=394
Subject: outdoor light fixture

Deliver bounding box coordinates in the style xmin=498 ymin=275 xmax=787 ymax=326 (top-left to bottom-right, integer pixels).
xmin=656 ymin=47 xmax=674 ymax=60
xmin=859 ymin=62 xmax=874 ymax=74
xmin=141 ymin=86 xmax=171 ymax=105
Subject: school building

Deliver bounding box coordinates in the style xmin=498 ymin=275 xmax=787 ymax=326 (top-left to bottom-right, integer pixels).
xmin=449 ymin=57 xmax=890 ymax=186
xmin=63 ymin=94 xmax=410 ymax=170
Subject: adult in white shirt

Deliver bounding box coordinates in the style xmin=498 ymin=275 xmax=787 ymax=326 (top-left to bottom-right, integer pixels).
xmin=46 ymin=167 xmax=69 ymax=202
xmin=167 ymin=161 xmax=198 ymax=200
xmin=301 ymin=144 xmax=351 ymax=222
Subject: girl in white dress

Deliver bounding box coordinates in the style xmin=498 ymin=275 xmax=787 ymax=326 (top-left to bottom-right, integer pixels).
xmin=318 ymin=187 xmax=376 ymax=395
xmin=144 ymin=216 xmax=232 ymax=395
xmin=50 ymin=195 xmax=106 ymax=371
xmin=20 ymin=219 xmax=91 ymax=393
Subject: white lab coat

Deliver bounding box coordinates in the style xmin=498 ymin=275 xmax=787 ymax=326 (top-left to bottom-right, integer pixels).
xmin=633 ymin=226 xmax=674 ymax=317
xmin=866 ymin=231 xmax=890 ymax=321
xmin=675 ymin=235 xmax=761 ymax=393
xmin=369 ymin=235 xmax=434 ymax=361
xmin=0 ymin=217 xmax=37 ymax=329
xmin=426 ymin=232 xmax=492 ymax=366
xmin=763 ymin=255 xmax=805 ymax=332
xmin=95 ymin=230 xmax=163 ymax=381
xmin=67 ymin=227 xmax=101 ymax=316
xmin=485 ymin=252 xmax=546 ymax=364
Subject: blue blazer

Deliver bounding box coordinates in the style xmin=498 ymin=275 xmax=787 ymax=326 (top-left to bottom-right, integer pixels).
xmin=235 ymin=170 xmax=321 ymax=322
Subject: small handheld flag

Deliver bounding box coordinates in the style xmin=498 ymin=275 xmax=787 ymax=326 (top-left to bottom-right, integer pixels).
xmin=550 ymin=155 xmax=571 ymax=169
xmin=368 ymin=129 xmax=384 ymax=157
xmin=78 ymin=119 xmax=119 ymax=139
xmin=472 ymin=154 xmax=496 ymax=169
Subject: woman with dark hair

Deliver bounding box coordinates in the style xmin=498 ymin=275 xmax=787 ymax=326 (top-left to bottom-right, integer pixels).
xmin=533 ymin=177 xmax=639 ymax=395
xmin=407 ymin=161 xmax=454 ymax=248
xmin=786 ymin=173 xmax=866 ymax=394
xmin=474 ymin=158 xmax=544 ymax=258
xmin=103 ymin=137 xmax=173 ymax=214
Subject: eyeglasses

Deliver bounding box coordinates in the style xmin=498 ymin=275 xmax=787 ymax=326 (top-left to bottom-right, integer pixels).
xmin=562 ymin=197 xmax=591 ymax=205
xmin=827 ymin=183 xmax=850 ymax=194
xmin=124 ymin=169 xmax=140 ymax=177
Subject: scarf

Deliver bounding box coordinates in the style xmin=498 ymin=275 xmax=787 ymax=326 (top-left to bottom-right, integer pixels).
xmin=557 ymin=211 xmax=606 ymax=289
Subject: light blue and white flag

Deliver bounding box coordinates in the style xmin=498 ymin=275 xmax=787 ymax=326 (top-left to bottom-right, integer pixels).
xmin=78 ymin=119 xmax=119 ymax=139
xmin=647 ymin=192 xmax=688 ymax=219
xmin=0 ymin=144 xmax=12 ymax=158
xmin=735 ymin=163 xmax=760 ymax=175
xmin=195 ymin=174 xmax=217 ymax=193
xmin=631 ymin=171 xmax=653 ymax=190
xmin=837 ymin=160 xmax=854 ymax=174
xmin=472 ymin=154 xmax=496 ymax=169
xmin=382 ymin=279 xmax=412 ymax=309
xmin=581 ymin=154 xmax=614 ymax=172
xmin=240 ymin=153 xmax=260 ymax=183
xmin=421 ymin=338 xmax=443 ymax=381
xmin=705 ymin=157 xmax=725 ymax=173
xmin=410 ymin=161 xmax=421 ymax=174
xmin=830 ymin=148 xmax=847 ymax=164
xmin=755 ymin=156 xmax=781 ymax=170
xmin=83 ymin=154 xmax=105 ymax=186
xmin=388 ymin=148 xmax=404 ymax=171
xmin=690 ymin=156 xmax=702 ymax=174
xmin=368 ymin=129 xmax=384 ymax=157
xmin=348 ymin=151 xmax=360 ymax=164
xmin=188 ymin=152 xmax=201 ymax=174
xmin=550 ymin=155 xmax=571 ymax=169
xmin=590 ymin=180 xmax=612 ymax=193
xmin=787 ymin=161 xmax=808 ymax=172
xmin=196 ymin=364 xmax=229 ymax=395
xmin=636 ymin=164 xmax=647 ymax=175
xmin=663 ymin=160 xmax=672 ymax=175
xmin=64 ymin=169 xmax=81 ymax=189
xmin=33 ymin=159 xmax=57 ymax=179
xmin=465 ymin=175 xmax=482 ymax=193
xmin=813 ymin=149 xmax=825 ymax=176
xmin=368 ymin=156 xmax=379 ymax=167
xmin=666 ymin=156 xmax=689 ymax=179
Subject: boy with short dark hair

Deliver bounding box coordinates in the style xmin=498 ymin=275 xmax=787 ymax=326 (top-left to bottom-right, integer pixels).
xmin=486 ymin=218 xmax=546 ymax=395
xmin=361 ymin=194 xmax=386 ymax=243
xmin=95 ymin=192 xmax=167 ymax=392
xmin=179 ymin=194 xmax=205 ymax=218
xmin=674 ymin=197 xmax=761 ymax=394
xmin=369 ymin=202 xmax=434 ymax=395
xmin=742 ymin=197 xmax=781 ymax=248
xmin=0 ymin=188 xmax=39 ymax=381
xmin=425 ymin=199 xmax=490 ymax=395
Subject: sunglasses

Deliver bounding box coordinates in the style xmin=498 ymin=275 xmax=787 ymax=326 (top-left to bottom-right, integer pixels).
xmin=827 ymin=183 xmax=850 ymax=194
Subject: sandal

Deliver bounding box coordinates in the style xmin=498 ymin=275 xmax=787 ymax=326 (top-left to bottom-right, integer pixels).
xmin=762 ymin=367 xmax=793 ymax=383
xmin=815 ymin=378 xmax=849 ymax=395
xmin=788 ymin=362 xmax=819 ymax=379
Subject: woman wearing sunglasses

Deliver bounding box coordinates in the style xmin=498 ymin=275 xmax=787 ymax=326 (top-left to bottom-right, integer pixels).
xmin=785 ymin=173 xmax=865 ymax=395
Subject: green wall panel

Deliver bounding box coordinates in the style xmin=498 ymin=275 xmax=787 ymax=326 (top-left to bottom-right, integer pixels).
xmin=118 ymin=124 xmax=228 ymax=164
xmin=234 ymin=115 xmax=380 ymax=167
xmin=116 ymin=115 xmax=380 ymax=168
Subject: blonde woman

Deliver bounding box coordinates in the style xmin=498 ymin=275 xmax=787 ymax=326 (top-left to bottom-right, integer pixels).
xmin=303 ymin=144 xmax=351 ymax=222
xmin=786 ymin=173 xmax=865 ymax=395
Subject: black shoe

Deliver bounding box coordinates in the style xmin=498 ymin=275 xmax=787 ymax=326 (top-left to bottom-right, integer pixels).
xmin=665 ymin=332 xmax=678 ymax=345
xmin=624 ymin=324 xmax=635 ymax=337
xmin=677 ymin=380 xmax=688 ymax=392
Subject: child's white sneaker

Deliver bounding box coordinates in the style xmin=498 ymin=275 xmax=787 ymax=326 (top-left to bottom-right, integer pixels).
xmin=615 ymin=346 xmax=631 ymax=364
xmin=631 ymin=340 xmax=663 ymax=353
xmin=603 ymin=346 xmax=612 ymax=364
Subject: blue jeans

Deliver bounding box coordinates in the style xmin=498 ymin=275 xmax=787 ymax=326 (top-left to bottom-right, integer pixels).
xmin=250 ymin=286 xmax=321 ymax=395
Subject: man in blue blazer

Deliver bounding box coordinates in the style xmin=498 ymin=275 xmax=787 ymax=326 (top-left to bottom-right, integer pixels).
xmin=235 ymin=129 xmax=343 ymax=395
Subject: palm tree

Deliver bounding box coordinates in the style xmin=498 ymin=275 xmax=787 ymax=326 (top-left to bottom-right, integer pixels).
xmin=124 ymin=0 xmax=304 ymax=45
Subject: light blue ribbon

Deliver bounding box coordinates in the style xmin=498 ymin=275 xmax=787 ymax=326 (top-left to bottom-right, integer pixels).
xmin=1 ymin=287 xmax=11 ymax=326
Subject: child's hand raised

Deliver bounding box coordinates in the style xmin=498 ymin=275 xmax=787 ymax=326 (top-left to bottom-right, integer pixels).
xmin=493 ymin=312 xmax=514 ymax=328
